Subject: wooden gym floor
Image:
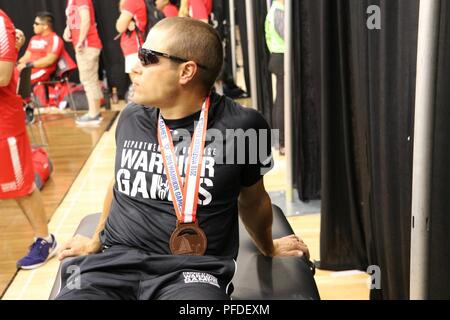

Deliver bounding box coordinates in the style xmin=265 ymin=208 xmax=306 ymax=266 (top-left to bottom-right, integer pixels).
xmin=0 ymin=102 xmax=369 ymax=300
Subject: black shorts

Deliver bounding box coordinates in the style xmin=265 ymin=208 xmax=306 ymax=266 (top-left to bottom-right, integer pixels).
xmin=55 ymin=245 xmax=236 ymax=300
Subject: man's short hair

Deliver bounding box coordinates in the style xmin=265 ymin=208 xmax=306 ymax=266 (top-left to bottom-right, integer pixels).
xmin=36 ymin=11 xmax=55 ymax=29
xmin=153 ymin=17 xmax=223 ymax=93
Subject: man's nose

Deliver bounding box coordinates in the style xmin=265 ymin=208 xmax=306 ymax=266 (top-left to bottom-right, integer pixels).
xmin=131 ymin=60 xmax=143 ymax=75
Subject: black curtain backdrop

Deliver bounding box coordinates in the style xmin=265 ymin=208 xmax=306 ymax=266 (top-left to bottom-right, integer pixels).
xmin=251 ymin=0 xmax=273 ymax=122
xmin=0 ymin=0 xmax=128 ymax=97
xmin=293 ymin=0 xmax=321 ymax=201
xmin=235 ymin=0 xmax=273 ymax=123
xmin=235 ymin=0 xmax=251 ymax=99
xmin=312 ymin=0 xmax=419 ymax=299
xmin=429 ymin=0 xmax=450 ymax=299
xmin=235 ymin=0 xmax=273 ymax=136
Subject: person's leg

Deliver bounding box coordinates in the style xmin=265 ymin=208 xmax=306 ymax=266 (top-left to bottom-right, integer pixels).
xmin=0 ymin=133 xmax=49 ymax=238
xmin=56 ymin=248 xmax=142 ymax=300
xmin=30 ymin=68 xmax=53 ymax=107
xmin=275 ymin=65 xmax=285 ymax=149
xmin=156 ymin=282 xmax=231 ymax=300
xmin=14 ymin=132 xmax=49 ymax=238
xmin=15 ymin=186 xmax=49 ymax=238
xmin=139 ymin=257 xmax=236 ymax=300
xmin=269 ymin=53 xmax=285 ymax=150
xmin=76 ymin=48 xmax=102 ymax=121
xmin=0 ymin=133 xmax=57 ymax=269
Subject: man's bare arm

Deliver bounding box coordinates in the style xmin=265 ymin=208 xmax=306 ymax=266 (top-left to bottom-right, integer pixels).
xmin=116 ymin=11 xmax=134 ymax=34
xmin=58 ymin=178 xmax=115 ymax=260
xmin=0 ymin=60 xmax=14 ymax=87
xmin=238 ymin=178 xmax=309 ymax=258
xmin=238 ymin=179 xmax=275 ymax=256
xmin=76 ymin=8 xmax=91 ymax=51
xmin=18 ymin=53 xmax=59 ymax=71
xmin=18 ymin=51 xmax=32 ymax=65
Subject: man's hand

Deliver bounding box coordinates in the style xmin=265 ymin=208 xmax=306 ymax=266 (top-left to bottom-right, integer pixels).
xmin=58 ymin=234 xmax=101 ymax=260
xmin=63 ymin=27 xmax=72 ymax=42
xmin=75 ymin=41 xmax=85 ymax=53
xmin=17 ymin=63 xmax=26 ymax=72
xmin=272 ymin=234 xmax=310 ymax=259
xmin=127 ymin=20 xmax=136 ymax=32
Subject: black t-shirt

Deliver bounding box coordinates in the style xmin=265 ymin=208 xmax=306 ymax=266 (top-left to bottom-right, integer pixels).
xmin=102 ymin=93 xmax=273 ymax=260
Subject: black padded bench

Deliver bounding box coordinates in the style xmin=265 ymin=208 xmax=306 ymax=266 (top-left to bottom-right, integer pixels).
xmin=49 ymin=205 xmax=320 ymax=300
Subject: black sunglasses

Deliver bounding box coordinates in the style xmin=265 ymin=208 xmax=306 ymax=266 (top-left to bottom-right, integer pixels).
xmin=138 ymin=47 xmax=208 ymax=70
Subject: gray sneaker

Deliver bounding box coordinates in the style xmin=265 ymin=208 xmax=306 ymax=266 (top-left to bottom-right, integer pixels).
xmin=75 ymin=113 xmax=103 ymax=126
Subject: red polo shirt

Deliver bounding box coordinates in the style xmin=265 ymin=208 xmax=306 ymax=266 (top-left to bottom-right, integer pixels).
xmin=0 ymin=10 xmax=25 ymax=139
xmin=66 ymin=0 xmax=102 ymax=49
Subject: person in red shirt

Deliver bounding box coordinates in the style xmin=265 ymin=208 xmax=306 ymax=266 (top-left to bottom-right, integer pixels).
xmin=0 ymin=9 xmax=57 ymax=270
xmin=155 ymin=0 xmax=179 ymax=18
xmin=188 ymin=0 xmax=212 ymax=23
xmin=116 ymin=0 xmax=147 ymax=78
xmin=17 ymin=12 xmax=64 ymax=106
xmin=64 ymin=0 xmax=103 ymax=126
xmin=181 ymin=0 xmax=223 ymax=94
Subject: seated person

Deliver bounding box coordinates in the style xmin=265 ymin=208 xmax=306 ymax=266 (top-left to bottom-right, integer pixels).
xmin=155 ymin=0 xmax=179 ymax=17
xmin=56 ymin=17 xmax=309 ymax=300
xmin=17 ymin=12 xmax=63 ymax=106
xmin=15 ymin=29 xmax=26 ymax=51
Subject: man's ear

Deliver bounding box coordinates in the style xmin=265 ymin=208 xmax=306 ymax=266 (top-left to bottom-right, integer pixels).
xmin=179 ymin=61 xmax=198 ymax=85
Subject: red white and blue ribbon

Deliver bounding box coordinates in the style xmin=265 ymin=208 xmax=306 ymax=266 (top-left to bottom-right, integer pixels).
xmin=157 ymin=97 xmax=210 ymax=224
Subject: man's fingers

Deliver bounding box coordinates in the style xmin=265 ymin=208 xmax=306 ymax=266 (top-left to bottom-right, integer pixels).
xmin=59 ymin=239 xmax=73 ymax=252
xmin=298 ymin=244 xmax=310 ymax=259
xmin=58 ymin=248 xmax=75 ymax=261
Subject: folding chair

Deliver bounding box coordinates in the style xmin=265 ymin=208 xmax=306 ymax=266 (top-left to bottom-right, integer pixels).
xmin=17 ymin=66 xmax=48 ymax=147
xmin=35 ymin=48 xmax=79 ymax=118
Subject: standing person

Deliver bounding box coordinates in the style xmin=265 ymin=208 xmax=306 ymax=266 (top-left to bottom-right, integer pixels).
xmin=17 ymin=12 xmax=64 ymax=107
xmin=155 ymin=0 xmax=179 ymax=18
xmin=116 ymin=0 xmax=147 ymax=81
xmin=64 ymin=0 xmax=103 ymax=126
xmin=56 ymin=17 xmax=308 ymax=300
xmin=265 ymin=0 xmax=285 ymax=155
xmin=186 ymin=0 xmax=212 ymax=23
xmin=0 ymin=9 xmax=57 ymax=270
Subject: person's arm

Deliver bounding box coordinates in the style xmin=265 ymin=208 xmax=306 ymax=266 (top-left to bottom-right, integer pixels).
xmin=0 ymin=60 xmax=14 ymax=86
xmin=63 ymin=24 xmax=72 ymax=42
xmin=58 ymin=178 xmax=115 ymax=260
xmin=75 ymin=7 xmax=91 ymax=51
xmin=238 ymin=178 xmax=309 ymax=258
xmin=179 ymin=0 xmax=189 ymax=17
xmin=274 ymin=8 xmax=285 ymax=40
xmin=116 ymin=11 xmax=134 ymax=34
xmin=18 ymin=51 xmax=32 ymax=65
xmin=18 ymin=53 xmax=59 ymax=71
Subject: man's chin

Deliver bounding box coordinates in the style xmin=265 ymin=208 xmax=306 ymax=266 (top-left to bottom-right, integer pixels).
xmin=130 ymin=93 xmax=148 ymax=105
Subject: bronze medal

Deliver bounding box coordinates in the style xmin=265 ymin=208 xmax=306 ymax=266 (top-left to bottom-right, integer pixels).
xmin=169 ymin=221 xmax=207 ymax=256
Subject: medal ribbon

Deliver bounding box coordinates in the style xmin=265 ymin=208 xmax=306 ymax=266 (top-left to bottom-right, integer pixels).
xmin=157 ymin=97 xmax=210 ymax=224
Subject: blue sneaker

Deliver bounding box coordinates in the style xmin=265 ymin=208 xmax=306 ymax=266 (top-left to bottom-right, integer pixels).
xmin=17 ymin=234 xmax=58 ymax=270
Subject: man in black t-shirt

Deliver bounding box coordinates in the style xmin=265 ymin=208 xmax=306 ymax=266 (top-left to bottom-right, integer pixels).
xmin=56 ymin=17 xmax=309 ymax=300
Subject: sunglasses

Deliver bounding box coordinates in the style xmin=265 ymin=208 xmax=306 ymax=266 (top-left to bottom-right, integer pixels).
xmin=138 ymin=47 xmax=208 ymax=70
